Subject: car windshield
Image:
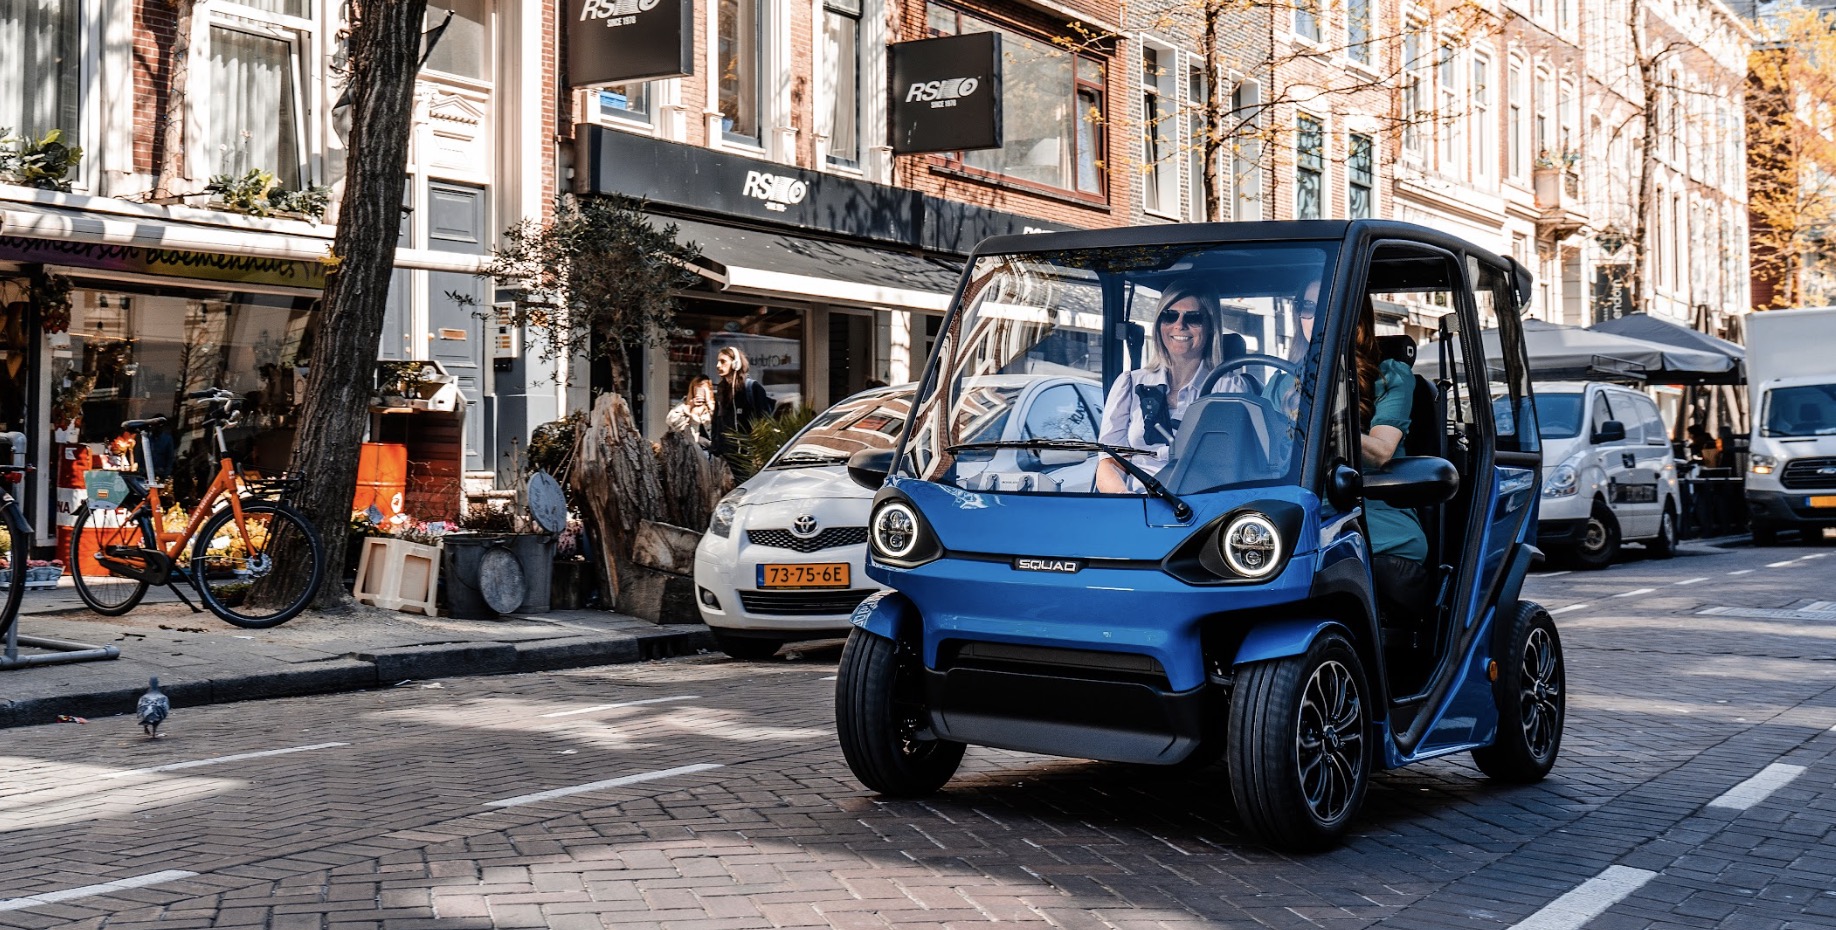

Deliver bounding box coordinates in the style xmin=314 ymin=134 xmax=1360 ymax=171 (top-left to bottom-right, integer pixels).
xmin=1762 ymin=384 xmax=1836 ymax=437
xmin=770 ymin=388 xmax=912 ymax=468
xmin=1534 ymin=393 xmax=1584 ymax=439
xmin=895 ymin=240 xmax=1336 ymax=496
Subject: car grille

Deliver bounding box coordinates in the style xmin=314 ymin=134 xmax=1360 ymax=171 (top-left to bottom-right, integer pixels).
xmin=737 ymin=589 xmax=876 ymax=616
xmin=746 ymin=526 xmax=869 ymax=553
xmin=1781 ymin=457 xmax=1836 ymax=490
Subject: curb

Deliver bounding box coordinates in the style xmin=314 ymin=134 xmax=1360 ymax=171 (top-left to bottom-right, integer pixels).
xmin=0 ymin=626 xmax=714 ymax=730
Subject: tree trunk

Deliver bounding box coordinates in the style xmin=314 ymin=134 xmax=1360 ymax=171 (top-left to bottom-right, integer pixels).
xmin=570 ymin=392 xmax=666 ymax=604
xmin=1627 ymin=0 xmax=1656 ymax=316
xmin=290 ymin=0 xmax=429 ymax=609
xmin=154 ymin=0 xmax=193 ymax=198
xmin=657 ymin=428 xmax=733 ymax=532
xmin=1201 ymin=0 xmax=1223 ymax=222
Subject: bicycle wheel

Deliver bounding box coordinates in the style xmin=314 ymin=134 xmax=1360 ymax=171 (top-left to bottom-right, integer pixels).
xmin=0 ymin=504 xmax=27 ymax=641
xmin=191 ymin=500 xmax=323 ymax=629
xmin=70 ymin=505 xmax=154 ymax=615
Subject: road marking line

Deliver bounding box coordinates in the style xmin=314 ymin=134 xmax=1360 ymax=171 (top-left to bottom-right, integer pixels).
xmin=1767 ymin=560 xmax=1800 ymax=568
xmin=1803 ymin=553 xmax=1828 ymax=560
xmin=1507 ymin=865 xmax=1657 ymax=930
xmin=1729 ymin=569 xmax=1754 ymax=575
xmin=1539 ymin=570 xmax=1573 ymax=577
xmin=820 ymin=675 xmax=838 ymax=681
xmin=1613 ymin=588 xmax=1655 ymax=598
xmin=1675 ymin=577 xmax=1708 ymax=586
xmin=1709 ymin=763 xmax=1807 ymax=810
xmin=1809 ymin=601 xmax=1835 ymax=611
xmin=100 ymin=743 xmax=349 ymax=779
xmin=1698 ymin=606 xmax=1836 ymax=622
xmin=0 ymin=870 xmax=199 ymax=913
xmin=538 ymin=696 xmax=699 ymax=718
xmin=485 ymin=763 xmax=723 ymax=808
xmin=1552 ymin=604 xmax=1588 ymax=615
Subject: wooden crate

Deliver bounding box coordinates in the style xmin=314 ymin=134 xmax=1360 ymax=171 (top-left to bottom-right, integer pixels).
xmin=353 ymin=537 xmax=440 ymax=615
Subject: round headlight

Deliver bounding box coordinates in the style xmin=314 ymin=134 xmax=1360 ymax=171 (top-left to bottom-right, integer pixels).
xmin=1219 ymin=512 xmax=1282 ymax=578
xmin=871 ymin=501 xmax=920 ymax=559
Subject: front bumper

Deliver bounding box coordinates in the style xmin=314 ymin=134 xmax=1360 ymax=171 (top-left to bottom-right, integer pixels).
xmin=1746 ymin=489 xmax=1836 ymax=528
xmin=692 ymin=544 xmax=882 ymax=634
xmin=1536 ymin=518 xmax=1588 ymax=546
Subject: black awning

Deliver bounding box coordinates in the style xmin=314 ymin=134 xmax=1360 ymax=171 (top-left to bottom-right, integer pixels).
xmin=654 ymin=215 xmax=962 ymax=311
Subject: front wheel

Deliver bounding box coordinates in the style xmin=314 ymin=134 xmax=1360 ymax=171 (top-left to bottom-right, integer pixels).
xmin=69 ymin=506 xmax=154 ymax=616
xmin=1569 ymin=501 xmax=1621 ymax=569
xmin=835 ymin=628 xmax=964 ymax=796
xmin=1228 ymin=631 xmax=1373 ymax=852
xmin=0 ymin=505 xmax=27 ymax=641
xmin=1471 ymin=601 xmax=1565 ymax=782
xmin=1647 ymin=505 xmax=1679 ymax=559
xmin=191 ymin=500 xmax=324 ymax=629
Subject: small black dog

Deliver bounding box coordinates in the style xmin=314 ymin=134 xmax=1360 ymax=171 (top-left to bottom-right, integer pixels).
xmin=1135 ymin=383 xmax=1179 ymax=447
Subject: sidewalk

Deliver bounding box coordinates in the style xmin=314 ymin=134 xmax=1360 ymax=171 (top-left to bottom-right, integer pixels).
xmin=0 ymin=582 xmax=713 ymax=729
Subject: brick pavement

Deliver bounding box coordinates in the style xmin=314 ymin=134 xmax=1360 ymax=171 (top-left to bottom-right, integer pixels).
xmin=1 ymin=539 xmax=1834 ymax=929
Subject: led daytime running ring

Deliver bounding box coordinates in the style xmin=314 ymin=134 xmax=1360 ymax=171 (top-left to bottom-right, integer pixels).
xmin=1220 ymin=512 xmax=1282 ymax=578
xmin=872 ymin=501 xmax=921 ymax=559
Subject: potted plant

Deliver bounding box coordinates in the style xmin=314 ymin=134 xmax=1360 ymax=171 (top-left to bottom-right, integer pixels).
xmin=203 ymin=168 xmax=332 ymax=222
xmin=0 ymin=128 xmax=83 ymax=191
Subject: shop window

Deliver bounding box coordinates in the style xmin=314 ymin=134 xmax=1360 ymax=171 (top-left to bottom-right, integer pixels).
xmin=208 ymin=0 xmax=314 ymax=186
xmin=1294 ymin=113 xmax=1322 ymax=220
xmin=422 ymin=0 xmax=488 ymax=81
xmin=600 ymin=84 xmax=650 ymax=123
xmin=926 ymin=4 xmax=1106 ymax=198
xmin=667 ymin=301 xmax=804 ymax=413
xmin=1348 ymin=132 xmax=1372 ymax=219
xmin=717 ymin=0 xmax=763 ymax=145
xmin=0 ymin=0 xmax=81 ymax=149
xmin=820 ymin=0 xmax=861 ymax=167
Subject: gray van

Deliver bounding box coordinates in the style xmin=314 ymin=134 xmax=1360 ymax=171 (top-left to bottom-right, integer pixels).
xmin=1532 ymin=381 xmax=1681 ymax=567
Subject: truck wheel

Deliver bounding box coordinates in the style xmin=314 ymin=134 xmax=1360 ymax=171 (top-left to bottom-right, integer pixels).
xmin=1751 ymin=522 xmax=1779 ymax=546
xmin=1472 ymin=601 xmax=1564 ymax=782
xmin=1228 ymin=631 xmax=1372 ymax=851
xmin=1572 ymin=502 xmax=1620 ymax=569
xmin=1647 ymin=504 xmax=1679 ymax=559
xmin=835 ymin=628 xmax=963 ymax=797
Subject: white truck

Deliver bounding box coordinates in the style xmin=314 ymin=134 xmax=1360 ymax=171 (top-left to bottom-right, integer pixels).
xmin=1744 ymin=306 xmax=1836 ymax=544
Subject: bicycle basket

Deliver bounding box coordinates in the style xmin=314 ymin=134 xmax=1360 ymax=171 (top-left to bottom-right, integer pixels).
xmin=241 ymin=469 xmax=306 ymax=502
xmin=84 ymin=470 xmax=147 ymax=510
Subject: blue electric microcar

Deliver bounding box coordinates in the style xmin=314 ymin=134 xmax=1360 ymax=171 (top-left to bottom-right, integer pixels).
xmin=836 ymin=220 xmax=1562 ymax=851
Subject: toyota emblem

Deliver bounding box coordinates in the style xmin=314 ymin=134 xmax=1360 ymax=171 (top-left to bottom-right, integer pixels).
xmin=791 ymin=514 xmax=820 ymax=538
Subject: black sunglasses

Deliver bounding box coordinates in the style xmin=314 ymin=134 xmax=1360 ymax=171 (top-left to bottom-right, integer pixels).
xmin=1296 ymin=299 xmax=1318 ymax=320
xmin=1157 ymin=309 xmax=1209 ymax=327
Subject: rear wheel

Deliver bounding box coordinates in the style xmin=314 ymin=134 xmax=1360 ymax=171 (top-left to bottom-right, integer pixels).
xmin=1472 ymin=602 xmax=1565 ymax=782
xmin=835 ymin=628 xmax=964 ymax=796
xmin=69 ymin=506 xmax=153 ymax=615
xmin=191 ymin=500 xmax=323 ymax=629
xmin=1647 ymin=504 xmax=1679 ymax=559
xmin=1570 ymin=501 xmax=1620 ymax=569
xmin=0 ymin=506 xmax=26 ymax=641
xmin=1228 ymin=631 xmax=1372 ymax=852
xmin=712 ymin=630 xmax=785 ymax=660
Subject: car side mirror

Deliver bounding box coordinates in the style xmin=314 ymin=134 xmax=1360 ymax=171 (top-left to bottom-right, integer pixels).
xmin=1327 ymin=462 xmax=1361 ymax=511
xmin=1592 ymin=420 xmax=1626 ymax=444
xmin=847 ymin=448 xmax=894 ymax=490
xmin=1363 ymin=456 xmax=1459 ymax=508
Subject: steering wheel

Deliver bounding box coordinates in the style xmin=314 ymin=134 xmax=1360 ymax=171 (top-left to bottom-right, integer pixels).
xmin=1199 ymin=353 xmax=1299 ymax=395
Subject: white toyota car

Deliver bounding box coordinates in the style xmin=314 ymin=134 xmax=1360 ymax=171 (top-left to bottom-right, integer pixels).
xmin=694 ymin=375 xmax=1105 ymax=658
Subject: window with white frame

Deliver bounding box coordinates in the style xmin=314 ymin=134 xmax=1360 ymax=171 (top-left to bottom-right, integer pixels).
xmin=1186 ymin=62 xmax=1208 ymax=221
xmin=0 ymin=0 xmax=80 ymax=149
xmin=1231 ymin=79 xmax=1261 ymax=219
xmin=423 ymin=0 xmax=487 ymax=81
xmin=1559 ymin=79 xmax=1576 ymax=165
xmin=1401 ymin=27 xmax=1425 ymax=159
xmin=1141 ymin=44 xmax=1178 ymax=215
xmin=1472 ymin=52 xmax=1493 ymax=182
xmin=1295 ymin=113 xmax=1322 ymax=220
xmin=1437 ymin=43 xmax=1461 ymax=176
xmin=717 ymin=0 xmax=764 ymax=145
xmin=927 ymin=4 xmax=1107 ymax=197
xmin=600 ymin=83 xmax=651 ymax=123
xmin=820 ymin=0 xmax=862 ymax=166
xmin=1347 ymin=0 xmax=1372 ymax=66
xmin=1508 ymin=59 xmax=1525 ymax=179
xmin=1348 ymin=132 xmax=1373 ymax=219
xmin=207 ymin=0 xmax=313 ymax=187
xmin=1294 ymin=0 xmax=1320 ymax=42
xmin=1533 ymin=67 xmax=1552 ymax=166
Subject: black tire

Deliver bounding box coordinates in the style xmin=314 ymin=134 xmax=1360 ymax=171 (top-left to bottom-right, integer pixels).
xmin=1751 ymin=522 xmax=1779 ymax=547
xmin=1647 ymin=504 xmax=1679 ymax=559
xmin=835 ymin=627 xmax=964 ymax=796
xmin=712 ymin=629 xmax=785 ymax=660
xmin=1571 ymin=501 xmax=1620 ymax=569
xmin=1228 ymin=631 xmax=1372 ymax=852
xmin=191 ymin=500 xmax=323 ymax=629
xmin=0 ymin=506 xmax=27 ymax=642
xmin=1472 ymin=601 xmax=1565 ymax=782
xmin=69 ymin=506 xmax=153 ymax=616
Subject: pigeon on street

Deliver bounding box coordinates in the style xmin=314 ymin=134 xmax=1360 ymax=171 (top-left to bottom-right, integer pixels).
xmin=137 ymin=677 xmax=169 ymax=738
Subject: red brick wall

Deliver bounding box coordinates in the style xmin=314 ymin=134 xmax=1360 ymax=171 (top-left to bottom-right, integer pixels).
xmin=132 ymin=0 xmax=179 ymax=176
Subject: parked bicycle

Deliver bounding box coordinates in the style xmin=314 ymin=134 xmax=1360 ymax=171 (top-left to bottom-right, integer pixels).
xmin=68 ymin=389 xmax=325 ymax=628
xmin=0 ymin=431 xmax=31 ymax=642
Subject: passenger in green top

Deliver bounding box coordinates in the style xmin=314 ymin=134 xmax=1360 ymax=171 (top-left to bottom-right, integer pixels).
xmin=1353 ymin=297 xmax=1433 ymax=624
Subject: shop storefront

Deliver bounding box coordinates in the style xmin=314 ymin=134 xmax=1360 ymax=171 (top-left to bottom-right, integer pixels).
xmin=572 ymin=125 xmax=1073 ymax=435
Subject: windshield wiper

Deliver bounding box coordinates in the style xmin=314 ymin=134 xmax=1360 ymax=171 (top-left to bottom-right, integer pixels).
xmin=943 ymin=439 xmax=1192 ymax=521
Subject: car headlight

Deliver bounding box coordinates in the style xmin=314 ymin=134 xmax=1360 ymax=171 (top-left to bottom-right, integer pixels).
xmin=708 ymin=488 xmax=746 ymax=538
xmin=1218 ymin=512 xmax=1282 ymax=578
xmin=871 ymin=501 xmax=921 ymax=559
xmin=1751 ymin=454 xmax=1779 ymax=476
xmin=1543 ymin=463 xmax=1579 ymax=498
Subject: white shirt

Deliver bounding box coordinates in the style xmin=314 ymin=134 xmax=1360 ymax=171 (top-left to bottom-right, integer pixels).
xmin=1098 ymin=364 xmax=1210 ymax=476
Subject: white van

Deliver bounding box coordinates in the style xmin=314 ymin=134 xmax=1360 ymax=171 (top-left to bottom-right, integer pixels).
xmin=1532 ymin=381 xmax=1681 ymax=568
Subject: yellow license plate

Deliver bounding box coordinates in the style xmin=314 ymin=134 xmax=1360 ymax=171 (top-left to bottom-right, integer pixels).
xmin=757 ymin=563 xmax=851 ymax=589
xmin=1810 ymin=495 xmax=1836 ymax=508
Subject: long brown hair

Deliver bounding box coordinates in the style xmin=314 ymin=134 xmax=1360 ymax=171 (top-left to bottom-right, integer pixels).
xmin=1355 ymin=296 xmax=1381 ymax=427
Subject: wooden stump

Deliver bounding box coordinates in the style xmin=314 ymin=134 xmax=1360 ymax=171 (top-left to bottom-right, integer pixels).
xmin=569 ymin=393 xmax=664 ymax=606
xmin=657 ymin=429 xmax=734 ymax=532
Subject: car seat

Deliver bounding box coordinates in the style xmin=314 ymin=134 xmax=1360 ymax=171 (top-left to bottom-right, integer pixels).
xmin=1217 ymin=333 xmax=1262 ymax=393
xmin=1156 ymin=397 xmax=1276 ymax=492
xmin=1373 ymin=334 xmax=1453 ymax=631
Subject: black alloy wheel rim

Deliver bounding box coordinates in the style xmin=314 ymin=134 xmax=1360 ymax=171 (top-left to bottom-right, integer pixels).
xmin=1296 ymin=659 xmax=1365 ymax=825
xmin=1518 ymin=626 xmax=1562 ymax=759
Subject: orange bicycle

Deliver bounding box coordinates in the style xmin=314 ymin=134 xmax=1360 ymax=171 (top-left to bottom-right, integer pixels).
xmin=68 ymin=389 xmax=324 ymax=628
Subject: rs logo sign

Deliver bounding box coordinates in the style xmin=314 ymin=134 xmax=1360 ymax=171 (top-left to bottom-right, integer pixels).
xmin=579 ymin=0 xmax=657 ymax=25
xmin=905 ymin=77 xmax=981 ymax=107
xmin=741 ymin=170 xmax=808 ymax=212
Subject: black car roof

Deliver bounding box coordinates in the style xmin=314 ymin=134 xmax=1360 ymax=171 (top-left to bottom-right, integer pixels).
xmin=973 ymin=219 xmax=1512 ymax=272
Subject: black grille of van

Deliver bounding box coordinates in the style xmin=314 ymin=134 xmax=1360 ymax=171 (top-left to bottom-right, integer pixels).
xmin=1781 ymin=457 xmax=1836 ymax=490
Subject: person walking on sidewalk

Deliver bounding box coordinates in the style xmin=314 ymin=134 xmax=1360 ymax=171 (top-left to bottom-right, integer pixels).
xmin=711 ymin=346 xmax=773 ymax=463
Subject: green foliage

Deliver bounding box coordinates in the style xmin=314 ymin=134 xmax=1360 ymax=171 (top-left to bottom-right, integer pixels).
xmin=204 ymin=168 xmax=331 ymax=220
xmin=479 ymin=194 xmax=705 ymax=381
xmin=728 ymin=406 xmax=816 ymax=479
xmin=0 ymin=128 xmax=84 ymax=192
xmin=459 ymin=502 xmax=519 ymax=534
xmin=526 ymin=411 xmax=584 ymax=483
